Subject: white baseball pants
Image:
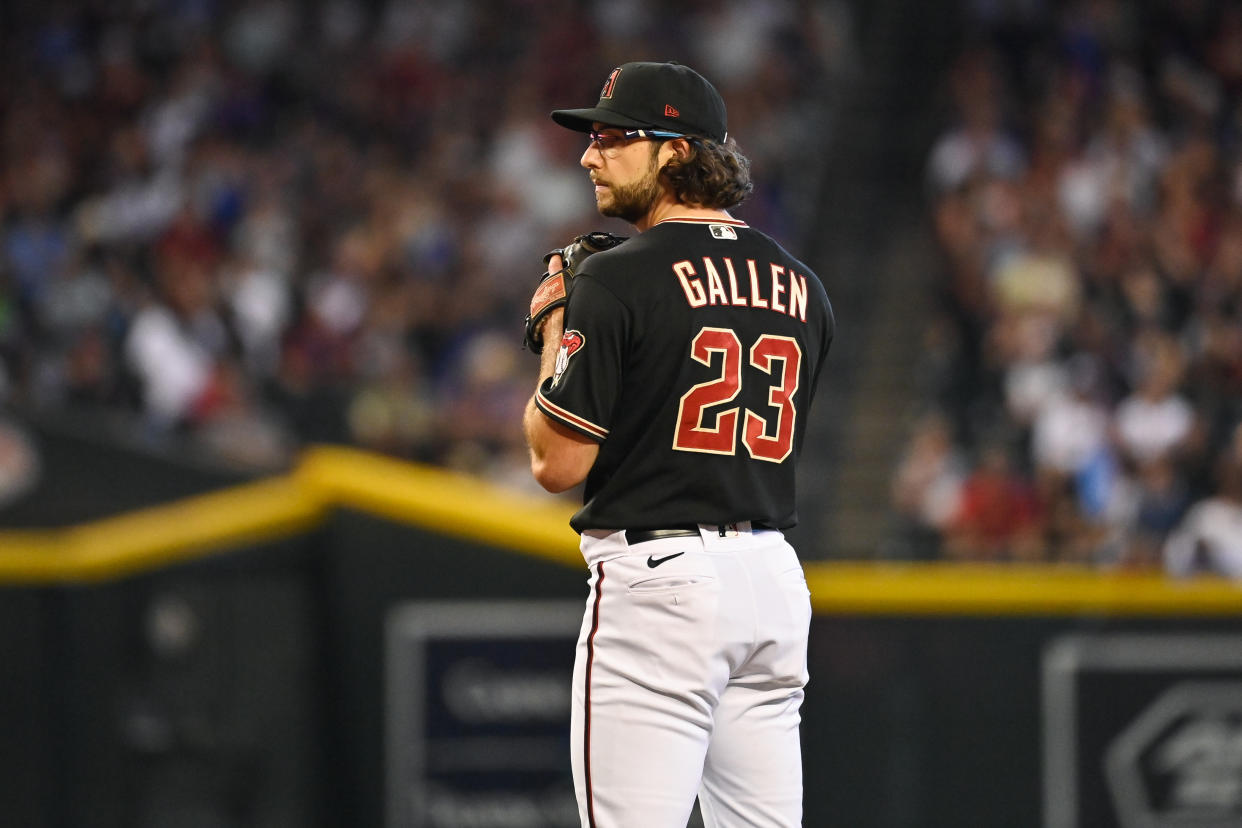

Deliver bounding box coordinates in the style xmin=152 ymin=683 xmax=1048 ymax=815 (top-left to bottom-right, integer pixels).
xmin=571 ymin=523 xmax=811 ymax=827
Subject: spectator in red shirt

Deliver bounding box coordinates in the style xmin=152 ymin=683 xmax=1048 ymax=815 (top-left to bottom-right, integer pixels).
xmin=945 ymin=442 xmax=1045 ymax=561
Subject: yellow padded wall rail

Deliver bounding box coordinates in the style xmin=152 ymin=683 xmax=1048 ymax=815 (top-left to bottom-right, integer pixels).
xmin=0 ymin=476 xmax=322 ymax=582
xmin=801 ymin=562 xmax=1242 ymax=617
xmin=0 ymin=445 xmax=1240 ymax=616
xmin=0 ymin=445 xmax=580 ymax=583
xmin=292 ymin=445 xmax=581 ymax=567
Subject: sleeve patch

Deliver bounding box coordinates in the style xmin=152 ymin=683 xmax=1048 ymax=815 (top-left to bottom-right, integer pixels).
xmin=550 ymin=329 xmax=585 ymax=388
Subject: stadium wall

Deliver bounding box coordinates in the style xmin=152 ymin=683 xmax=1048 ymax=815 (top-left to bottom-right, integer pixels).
xmin=2 ymin=444 xmax=1241 ymax=827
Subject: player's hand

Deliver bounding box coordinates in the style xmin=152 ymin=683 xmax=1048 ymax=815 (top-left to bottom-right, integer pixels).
xmin=523 ymin=233 xmax=626 ymax=354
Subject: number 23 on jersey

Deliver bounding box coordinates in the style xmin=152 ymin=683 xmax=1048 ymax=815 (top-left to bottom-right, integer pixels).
xmin=673 ymin=326 xmax=802 ymax=463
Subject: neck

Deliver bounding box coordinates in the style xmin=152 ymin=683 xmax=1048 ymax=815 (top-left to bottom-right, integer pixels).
xmin=634 ymin=194 xmax=732 ymax=232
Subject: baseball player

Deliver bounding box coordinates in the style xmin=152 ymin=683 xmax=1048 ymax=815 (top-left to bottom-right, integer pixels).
xmin=522 ymin=61 xmax=835 ymax=827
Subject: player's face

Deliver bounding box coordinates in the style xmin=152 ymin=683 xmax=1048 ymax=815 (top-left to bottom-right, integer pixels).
xmin=582 ymin=127 xmax=664 ymax=224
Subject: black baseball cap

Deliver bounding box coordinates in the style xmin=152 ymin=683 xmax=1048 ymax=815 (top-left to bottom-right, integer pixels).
xmin=551 ymin=61 xmax=727 ymax=143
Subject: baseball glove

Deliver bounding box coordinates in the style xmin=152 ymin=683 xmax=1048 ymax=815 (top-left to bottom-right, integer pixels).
xmin=524 ymin=231 xmax=627 ymax=353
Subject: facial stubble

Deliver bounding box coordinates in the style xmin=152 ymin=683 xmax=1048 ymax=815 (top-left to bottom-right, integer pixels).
xmin=597 ymin=149 xmax=663 ymax=224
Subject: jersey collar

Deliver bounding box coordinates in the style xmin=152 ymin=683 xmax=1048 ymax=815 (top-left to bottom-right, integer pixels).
xmin=654 ymin=216 xmax=749 ymax=227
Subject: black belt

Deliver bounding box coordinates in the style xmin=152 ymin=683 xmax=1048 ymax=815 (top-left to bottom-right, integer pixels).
xmin=624 ymin=523 xmax=775 ymax=545
xmin=624 ymin=527 xmax=700 ymax=544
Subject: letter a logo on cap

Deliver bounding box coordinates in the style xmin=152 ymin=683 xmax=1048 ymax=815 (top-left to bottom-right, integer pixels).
xmin=600 ymin=68 xmax=621 ymax=100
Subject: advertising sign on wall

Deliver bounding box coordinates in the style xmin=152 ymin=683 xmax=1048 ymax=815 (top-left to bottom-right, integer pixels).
xmin=1042 ymin=633 xmax=1242 ymax=828
xmin=385 ymin=601 xmax=583 ymax=828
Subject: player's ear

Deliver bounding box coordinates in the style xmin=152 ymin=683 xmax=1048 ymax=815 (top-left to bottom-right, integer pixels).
xmin=667 ymin=136 xmax=694 ymax=162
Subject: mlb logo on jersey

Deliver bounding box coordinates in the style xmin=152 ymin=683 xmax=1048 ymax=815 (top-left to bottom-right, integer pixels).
xmin=709 ymin=224 xmax=738 ymax=240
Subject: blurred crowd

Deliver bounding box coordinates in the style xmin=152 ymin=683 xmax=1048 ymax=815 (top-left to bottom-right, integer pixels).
xmin=893 ymin=0 xmax=1242 ymax=576
xmin=0 ymin=0 xmax=850 ymax=490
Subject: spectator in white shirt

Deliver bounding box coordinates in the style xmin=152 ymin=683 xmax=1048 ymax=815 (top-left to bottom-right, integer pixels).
xmin=1164 ymin=423 xmax=1242 ymax=578
xmin=1115 ymin=330 xmax=1199 ymax=465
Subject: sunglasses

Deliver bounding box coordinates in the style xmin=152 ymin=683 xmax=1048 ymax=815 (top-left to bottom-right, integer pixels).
xmin=586 ymin=128 xmax=687 ymax=155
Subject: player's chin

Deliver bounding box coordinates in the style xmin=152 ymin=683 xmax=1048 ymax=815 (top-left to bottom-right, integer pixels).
xmin=596 ymin=196 xmax=626 ymax=220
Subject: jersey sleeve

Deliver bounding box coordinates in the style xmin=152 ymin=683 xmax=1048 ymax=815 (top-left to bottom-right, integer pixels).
xmin=534 ymin=275 xmax=629 ymax=443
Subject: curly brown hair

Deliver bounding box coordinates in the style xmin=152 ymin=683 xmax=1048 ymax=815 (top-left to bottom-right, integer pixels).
xmin=657 ymin=136 xmax=754 ymax=209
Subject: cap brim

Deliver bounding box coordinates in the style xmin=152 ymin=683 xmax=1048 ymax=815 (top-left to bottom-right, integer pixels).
xmin=550 ymin=107 xmax=651 ymax=133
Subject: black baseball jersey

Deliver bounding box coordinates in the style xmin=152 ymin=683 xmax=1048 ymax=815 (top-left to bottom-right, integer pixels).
xmin=535 ymin=217 xmax=835 ymax=533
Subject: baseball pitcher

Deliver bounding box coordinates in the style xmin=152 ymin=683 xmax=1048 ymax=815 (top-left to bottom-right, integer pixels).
xmin=523 ymin=61 xmax=835 ymax=827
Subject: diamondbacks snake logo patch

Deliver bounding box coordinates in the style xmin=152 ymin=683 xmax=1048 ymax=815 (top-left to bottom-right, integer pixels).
xmin=551 ymin=330 xmax=584 ymax=387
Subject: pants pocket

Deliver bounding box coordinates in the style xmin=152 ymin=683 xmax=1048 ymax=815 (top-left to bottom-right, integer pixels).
xmin=627 ymin=573 xmax=716 ymax=593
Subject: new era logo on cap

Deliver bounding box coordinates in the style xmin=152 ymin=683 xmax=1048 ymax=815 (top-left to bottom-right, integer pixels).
xmin=664 ymin=104 xmax=680 ymax=118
